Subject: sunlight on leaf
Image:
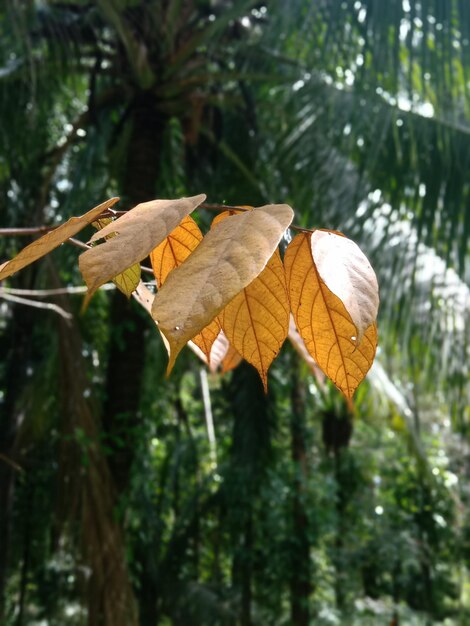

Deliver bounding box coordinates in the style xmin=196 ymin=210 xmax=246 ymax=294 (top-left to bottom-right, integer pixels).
xmin=285 ymin=232 xmax=378 ymax=402
xmin=311 ymin=230 xmax=379 ymax=342
xmin=152 ymin=203 xmax=294 ymax=373
xmin=221 ymin=343 xmax=242 ymax=374
xmin=219 ymin=249 xmax=289 ymax=391
xmin=150 ymin=214 xmax=220 ymax=361
xmin=287 ymin=316 xmax=325 ymax=386
xmin=150 ymin=215 xmax=203 ymax=287
xmin=191 ymin=319 xmax=221 ymax=363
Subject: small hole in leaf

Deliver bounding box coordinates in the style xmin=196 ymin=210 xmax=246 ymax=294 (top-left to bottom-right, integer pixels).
xmin=351 ymin=336 xmax=356 ymax=341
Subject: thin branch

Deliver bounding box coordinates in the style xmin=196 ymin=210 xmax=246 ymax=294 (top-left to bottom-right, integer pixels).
xmin=0 ymin=285 xmax=115 ymax=297
xmin=0 ymin=204 xmax=314 ymax=238
xmin=0 ymin=291 xmax=73 ymax=321
xmin=0 ymin=226 xmax=56 ymax=236
xmin=67 ymin=236 xmax=91 ymax=251
xmin=0 ymin=453 xmax=23 ymax=473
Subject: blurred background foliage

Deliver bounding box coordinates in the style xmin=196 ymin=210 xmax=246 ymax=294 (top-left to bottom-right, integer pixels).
xmin=0 ymin=1 xmax=469 ymax=625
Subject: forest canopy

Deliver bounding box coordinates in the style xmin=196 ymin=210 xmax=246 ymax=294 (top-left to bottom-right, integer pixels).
xmin=0 ymin=1 xmax=469 ymax=626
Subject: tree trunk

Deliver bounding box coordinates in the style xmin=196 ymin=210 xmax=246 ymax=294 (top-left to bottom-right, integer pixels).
xmin=101 ymin=90 xmax=166 ymax=626
xmin=290 ymin=358 xmax=311 ymax=626
xmin=56 ymin=295 xmax=139 ymax=626
xmin=102 ymin=91 xmax=165 ymax=493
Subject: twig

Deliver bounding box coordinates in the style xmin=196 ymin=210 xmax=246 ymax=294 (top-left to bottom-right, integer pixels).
xmin=67 ymin=237 xmax=91 ymax=250
xmin=0 ymin=226 xmax=56 ymax=236
xmin=0 ymin=204 xmax=315 ymax=238
xmin=0 ymin=453 xmax=23 ymax=473
xmin=0 ymin=285 xmax=115 ymax=297
xmin=0 ymin=291 xmax=73 ymax=321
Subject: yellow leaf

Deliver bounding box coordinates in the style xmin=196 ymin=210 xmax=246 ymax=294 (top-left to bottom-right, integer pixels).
xmin=152 ymin=203 xmax=294 ymax=373
xmin=221 ymin=343 xmax=242 ymax=374
xmin=191 ymin=318 xmax=221 ymax=362
xmin=149 ymin=214 xmax=220 ymax=362
xmin=0 ymin=197 xmax=119 ymax=281
xmin=287 ymin=316 xmax=325 ymax=386
xmin=219 ymin=249 xmax=289 ymax=391
xmin=211 ymin=331 xmax=243 ymax=373
xmin=93 ymin=218 xmax=140 ymax=298
xmin=79 ymin=194 xmax=206 ymax=298
xmin=284 ymin=232 xmax=378 ymax=402
xmin=189 ymin=330 xmax=242 ymax=374
xmin=150 ymin=215 xmax=203 ymax=287
xmin=112 ymin=264 xmax=141 ymax=297
xmin=210 ymin=206 xmax=251 ymax=228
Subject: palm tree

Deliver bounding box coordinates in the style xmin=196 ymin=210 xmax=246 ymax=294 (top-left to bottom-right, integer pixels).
xmin=1 ymin=1 xmax=469 ymax=624
xmin=0 ymin=2 xmax=285 ymax=624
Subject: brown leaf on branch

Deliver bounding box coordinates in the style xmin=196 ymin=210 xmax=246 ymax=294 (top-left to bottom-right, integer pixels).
xmin=284 ymin=232 xmax=378 ymax=402
xmin=152 ymin=203 xmax=294 ymax=373
xmin=0 ymin=198 xmax=120 ymax=281
xmin=79 ymin=194 xmax=206 ymax=299
xmin=93 ymin=218 xmax=141 ymax=298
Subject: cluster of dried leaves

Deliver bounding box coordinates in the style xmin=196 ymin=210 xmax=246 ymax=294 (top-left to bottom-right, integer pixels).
xmin=0 ymin=194 xmax=379 ymax=403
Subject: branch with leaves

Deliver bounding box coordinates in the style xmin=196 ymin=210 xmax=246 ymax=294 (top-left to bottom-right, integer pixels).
xmin=0 ymin=194 xmax=379 ymax=404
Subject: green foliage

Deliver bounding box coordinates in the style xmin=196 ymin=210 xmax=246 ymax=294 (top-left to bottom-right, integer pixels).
xmin=0 ymin=1 xmax=469 ymax=625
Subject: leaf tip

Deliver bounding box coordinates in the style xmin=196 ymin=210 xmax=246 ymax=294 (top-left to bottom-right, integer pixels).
xmin=192 ymin=193 xmax=207 ymax=205
xmin=80 ymin=290 xmax=94 ymax=314
xmin=261 ymin=374 xmax=268 ymax=394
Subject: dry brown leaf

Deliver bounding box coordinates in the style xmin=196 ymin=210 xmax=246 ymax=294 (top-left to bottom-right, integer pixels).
xmin=149 ymin=214 xmax=220 ymax=361
xmin=311 ymin=230 xmax=379 ymax=341
xmin=219 ymin=249 xmax=289 ymax=391
xmin=284 ymin=232 xmax=378 ymax=402
xmin=93 ymin=218 xmax=141 ymax=298
xmin=79 ymin=194 xmax=206 ymax=298
xmin=152 ymin=203 xmax=294 ymax=373
xmin=0 ymin=197 xmax=119 ymax=281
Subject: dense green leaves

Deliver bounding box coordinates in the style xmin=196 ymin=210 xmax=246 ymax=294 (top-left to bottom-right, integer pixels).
xmin=0 ymin=1 xmax=469 ymax=625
